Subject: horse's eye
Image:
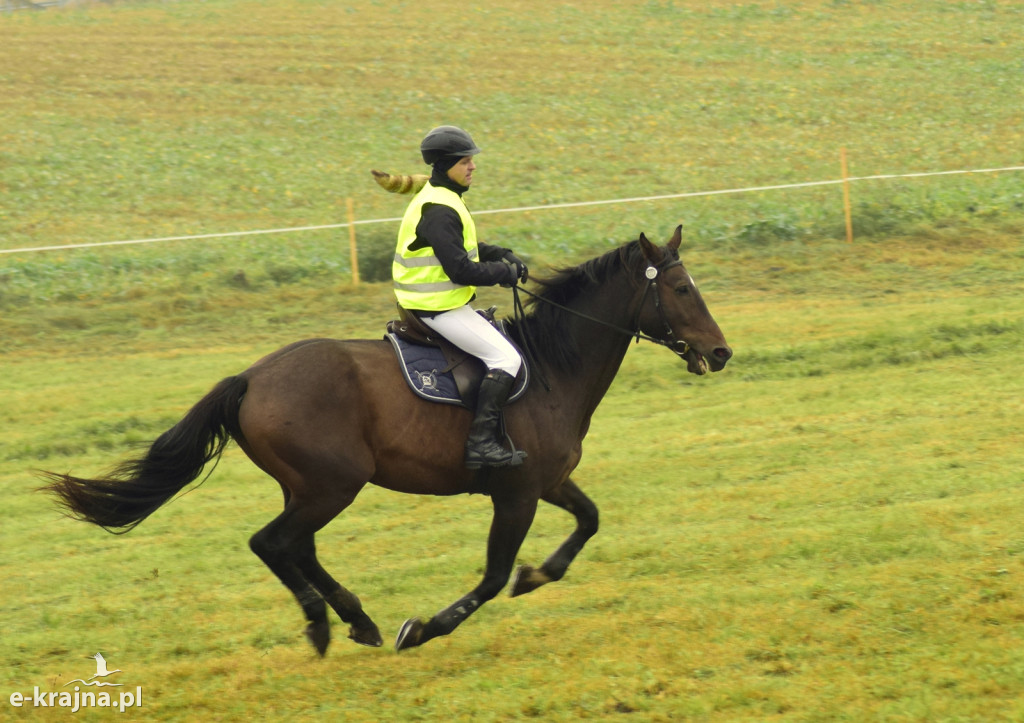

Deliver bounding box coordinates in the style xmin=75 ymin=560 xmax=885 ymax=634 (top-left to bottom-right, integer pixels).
xmin=675 ymin=285 xmax=690 ymax=295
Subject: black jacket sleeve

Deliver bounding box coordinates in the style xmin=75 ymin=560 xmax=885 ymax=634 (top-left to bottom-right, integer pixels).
xmin=415 ymin=204 xmax=515 ymax=286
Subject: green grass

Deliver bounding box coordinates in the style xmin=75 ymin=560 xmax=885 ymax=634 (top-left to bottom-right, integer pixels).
xmin=2 ymin=0 xmax=1023 ymax=259
xmin=2 ymin=0 xmax=1024 ymax=720
xmin=3 ymin=235 xmax=1022 ymax=721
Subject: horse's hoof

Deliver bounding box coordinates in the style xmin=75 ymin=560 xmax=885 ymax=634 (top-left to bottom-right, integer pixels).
xmin=509 ymin=565 xmax=550 ymax=597
xmin=305 ymin=620 xmax=331 ymax=657
xmin=509 ymin=565 xmax=532 ymax=597
xmin=349 ymin=623 xmax=383 ymax=648
xmin=395 ymin=617 xmax=424 ymax=651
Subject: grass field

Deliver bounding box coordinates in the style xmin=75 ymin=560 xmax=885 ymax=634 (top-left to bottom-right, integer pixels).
xmin=2 ymin=0 xmax=1024 ymax=720
xmin=4 ymin=234 xmax=1023 ymax=722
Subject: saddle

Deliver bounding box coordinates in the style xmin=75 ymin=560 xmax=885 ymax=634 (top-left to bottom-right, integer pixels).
xmin=385 ymin=306 xmax=528 ymax=410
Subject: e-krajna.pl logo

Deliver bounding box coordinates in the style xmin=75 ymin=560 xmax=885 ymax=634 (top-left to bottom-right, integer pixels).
xmin=7 ymin=653 xmax=142 ymax=713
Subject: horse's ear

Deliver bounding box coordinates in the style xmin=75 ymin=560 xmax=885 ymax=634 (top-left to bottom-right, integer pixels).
xmin=668 ymin=225 xmax=682 ymax=251
xmin=638 ymin=232 xmax=658 ymax=263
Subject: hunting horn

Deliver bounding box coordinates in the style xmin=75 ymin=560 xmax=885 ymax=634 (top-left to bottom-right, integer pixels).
xmin=371 ymin=170 xmax=429 ymax=195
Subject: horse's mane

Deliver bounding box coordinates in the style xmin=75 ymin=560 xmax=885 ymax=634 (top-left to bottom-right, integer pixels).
xmin=506 ymin=240 xmax=649 ymax=375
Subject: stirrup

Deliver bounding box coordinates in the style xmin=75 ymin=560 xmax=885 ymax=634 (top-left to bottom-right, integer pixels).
xmin=502 ymin=434 xmax=527 ymax=467
xmin=464 ymin=438 xmax=527 ymax=470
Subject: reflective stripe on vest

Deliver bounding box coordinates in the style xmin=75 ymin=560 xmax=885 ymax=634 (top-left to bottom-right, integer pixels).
xmin=393 ymin=182 xmax=478 ymax=311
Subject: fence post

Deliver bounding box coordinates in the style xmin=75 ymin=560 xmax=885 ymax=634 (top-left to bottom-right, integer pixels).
xmin=841 ymin=147 xmax=853 ymax=243
xmin=346 ymin=198 xmax=360 ymax=285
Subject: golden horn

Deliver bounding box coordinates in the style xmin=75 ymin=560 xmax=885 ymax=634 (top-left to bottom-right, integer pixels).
xmin=371 ymin=170 xmax=428 ymax=194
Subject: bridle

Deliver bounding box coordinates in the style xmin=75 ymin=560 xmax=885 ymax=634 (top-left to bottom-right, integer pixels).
xmin=630 ymin=258 xmax=692 ymax=357
xmin=511 ymin=255 xmax=692 ymax=390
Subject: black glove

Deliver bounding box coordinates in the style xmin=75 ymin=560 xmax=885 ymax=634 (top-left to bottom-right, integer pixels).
xmin=499 ymin=262 xmax=519 ymax=288
xmin=502 ymin=250 xmax=529 ymax=283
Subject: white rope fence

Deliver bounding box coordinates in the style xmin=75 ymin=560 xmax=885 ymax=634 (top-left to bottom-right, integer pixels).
xmin=3 ymin=164 xmax=1022 ymax=256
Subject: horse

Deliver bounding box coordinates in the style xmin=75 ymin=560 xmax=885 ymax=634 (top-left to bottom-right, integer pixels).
xmin=42 ymin=226 xmax=732 ymax=654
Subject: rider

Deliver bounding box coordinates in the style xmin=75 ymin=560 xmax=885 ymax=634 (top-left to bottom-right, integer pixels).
xmin=392 ymin=125 xmax=529 ymax=469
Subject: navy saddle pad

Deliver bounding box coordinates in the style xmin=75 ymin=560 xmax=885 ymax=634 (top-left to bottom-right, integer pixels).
xmin=385 ymin=331 xmax=529 ymax=410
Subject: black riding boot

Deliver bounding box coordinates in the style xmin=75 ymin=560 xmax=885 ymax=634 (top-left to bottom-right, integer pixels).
xmin=464 ymin=369 xmax=526 ymax=470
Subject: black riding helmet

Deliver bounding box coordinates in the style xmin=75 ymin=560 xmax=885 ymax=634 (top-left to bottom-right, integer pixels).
xmin=420 ymin=125 xmax=482 ymax=166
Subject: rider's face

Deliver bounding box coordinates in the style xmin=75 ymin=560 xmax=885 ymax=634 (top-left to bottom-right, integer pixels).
xmin=446 ymin=155 xmax=476 ymax=188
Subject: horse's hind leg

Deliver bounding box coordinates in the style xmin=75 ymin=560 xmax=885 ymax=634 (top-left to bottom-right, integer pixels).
xmin=510 ymin=477 xmax=599 ymax=597
xmin=249 ymin=489 xmax=379 ymax=655
xmin=249 ymin=508 xmax=331 ymax=654
xmin=294 ymin=536 xmax=383 ymax=647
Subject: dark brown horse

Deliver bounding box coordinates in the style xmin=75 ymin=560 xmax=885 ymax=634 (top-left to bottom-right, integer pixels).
xmin=43 ymin=227 xmax=731 ymax=654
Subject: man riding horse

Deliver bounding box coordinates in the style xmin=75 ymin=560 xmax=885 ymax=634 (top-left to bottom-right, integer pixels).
xmin=392 ymin=125 xmax=529 ymax=469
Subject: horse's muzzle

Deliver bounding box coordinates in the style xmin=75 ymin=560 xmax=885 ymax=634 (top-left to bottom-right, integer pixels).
xmin=708 ymin=345 xmax=733 ymax=372
xmin=680 ymin=345 xmax=732 ymax=375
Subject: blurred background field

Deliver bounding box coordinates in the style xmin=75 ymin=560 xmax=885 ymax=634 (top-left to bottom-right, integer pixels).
xmin=2 ymin=0 xmax=1023 ymax=720
xmin=1 ymin=0 xmax=1022 ymax=322
xmin=2 ymin=0 xmax=1022 ymax=260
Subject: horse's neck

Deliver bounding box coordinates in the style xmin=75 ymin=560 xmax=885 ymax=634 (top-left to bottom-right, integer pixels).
xmin=557 ymin=275 xmax=639 ymax=417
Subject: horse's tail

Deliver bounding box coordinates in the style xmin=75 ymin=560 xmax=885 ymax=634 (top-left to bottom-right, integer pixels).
xmin=40 ymin=375 xmax=249 ymax=534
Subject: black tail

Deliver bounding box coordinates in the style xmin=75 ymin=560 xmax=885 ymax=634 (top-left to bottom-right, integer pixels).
xmin=40 ymin=375 xmax=249 ymax=534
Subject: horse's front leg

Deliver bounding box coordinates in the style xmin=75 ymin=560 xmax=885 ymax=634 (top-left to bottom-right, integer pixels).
xmin=509 ymin=477 xmax=598 ymax=597
xmin=395 ymin=489 xmax=538 ymax=651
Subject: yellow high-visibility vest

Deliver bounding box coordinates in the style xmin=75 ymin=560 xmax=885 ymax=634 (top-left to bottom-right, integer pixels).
xmin=393 ymin=182 xmax=478 ymax=311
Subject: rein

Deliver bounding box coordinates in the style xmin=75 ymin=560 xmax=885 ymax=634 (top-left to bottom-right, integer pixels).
xmin=511 ymin=256 xmax=691 ymax=391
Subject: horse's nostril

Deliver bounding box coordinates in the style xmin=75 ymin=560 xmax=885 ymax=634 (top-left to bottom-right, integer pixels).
xmin=713 ymin=347 xmax=733 ymax=361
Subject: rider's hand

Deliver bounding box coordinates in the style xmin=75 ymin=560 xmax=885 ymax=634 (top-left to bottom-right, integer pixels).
xmin=499 ymin=262 xmax=519 ymax=288
xmin=503 ymin=251 xmax=529 ymax=284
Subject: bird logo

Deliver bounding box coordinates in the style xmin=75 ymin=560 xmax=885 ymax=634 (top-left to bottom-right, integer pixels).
xmin=63 ymin=653 xmax=124 ymax=687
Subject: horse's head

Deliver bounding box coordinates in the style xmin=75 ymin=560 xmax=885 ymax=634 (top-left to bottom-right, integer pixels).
xmin=636 ymin=226 xmax=732 ymax=375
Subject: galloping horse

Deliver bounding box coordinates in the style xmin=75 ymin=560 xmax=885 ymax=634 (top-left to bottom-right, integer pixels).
xmin=43 ymin=227 xmax=732 ymax=654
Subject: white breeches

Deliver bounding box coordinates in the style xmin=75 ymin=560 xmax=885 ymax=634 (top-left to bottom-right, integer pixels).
xmin=419 ymin=305 xmax=522 ymax=377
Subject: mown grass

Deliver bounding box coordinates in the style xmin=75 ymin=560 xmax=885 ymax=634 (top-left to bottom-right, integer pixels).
xmin=2 ymin=0 xmax=1024 ymax=720
xmin=2 ymin=0 xmax=1023 ymax=260
xmin=3 ymin=233 xmax=1022 ymax=721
